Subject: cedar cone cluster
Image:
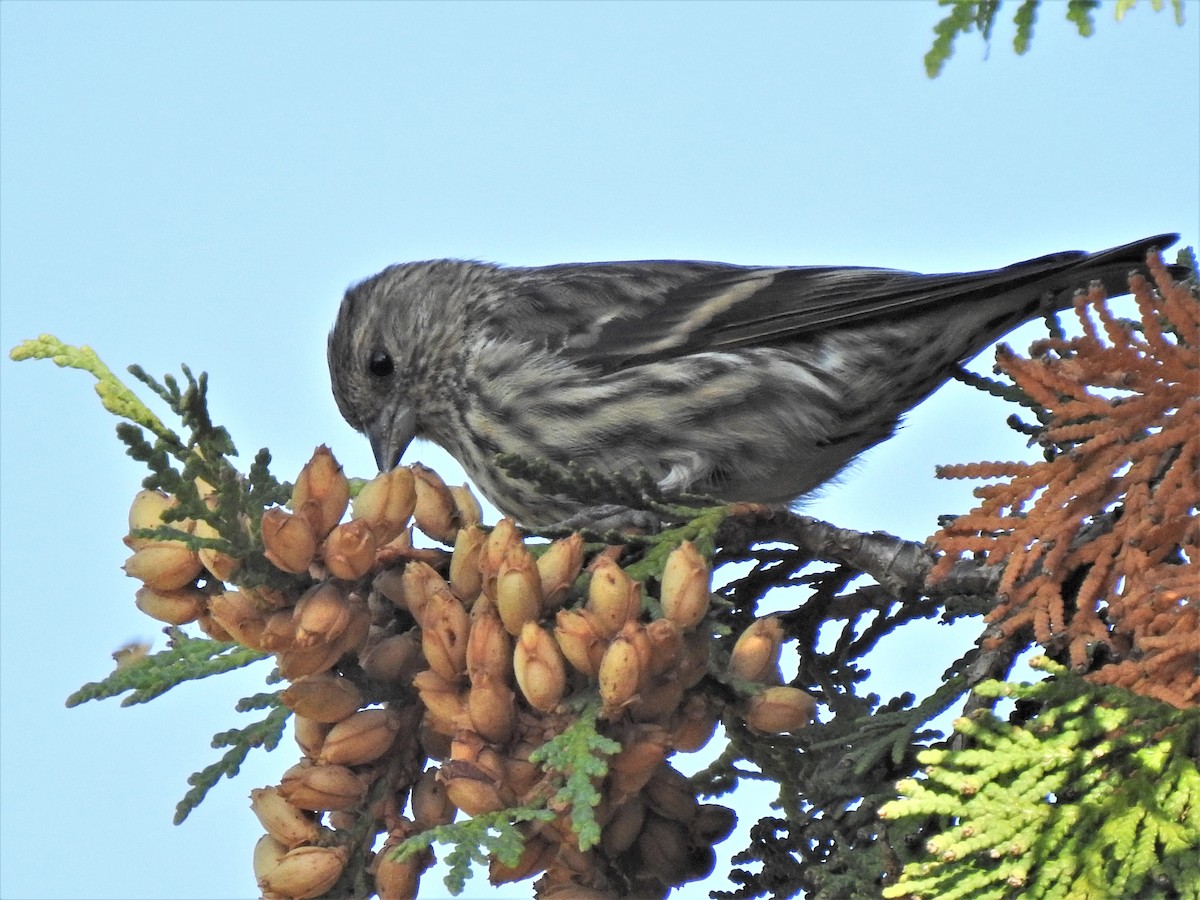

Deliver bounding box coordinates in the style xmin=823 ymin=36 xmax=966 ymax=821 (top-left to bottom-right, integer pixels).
xmin=122 ymin=448 xmax=815 ymax=899
xmin=932 ymin=252 xmax=1198 ymax=708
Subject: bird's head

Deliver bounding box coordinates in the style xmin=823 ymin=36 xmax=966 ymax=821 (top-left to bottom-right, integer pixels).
xmin=327 ymin=259 xmax=492 ymax=472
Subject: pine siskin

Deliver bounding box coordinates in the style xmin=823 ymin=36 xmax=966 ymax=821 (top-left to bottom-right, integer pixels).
xmin=328 ymin=234 xmax=1178 ymax=526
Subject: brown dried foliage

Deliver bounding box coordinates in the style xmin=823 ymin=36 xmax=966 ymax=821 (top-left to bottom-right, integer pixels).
xmin=932 ymin=252 xmax=1198 ymax=708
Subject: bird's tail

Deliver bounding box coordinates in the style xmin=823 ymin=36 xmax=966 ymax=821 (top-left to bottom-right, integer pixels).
xmin=1006 ymin=232 xmax=1182 ymax=309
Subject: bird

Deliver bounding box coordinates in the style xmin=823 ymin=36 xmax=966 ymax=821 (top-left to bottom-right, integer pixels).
xmin=328 ymin=234 xmax=1179 ymax=526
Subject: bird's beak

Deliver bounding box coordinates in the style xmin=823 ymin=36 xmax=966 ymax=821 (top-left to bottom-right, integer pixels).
xmin=366 ymin=404 xmax=417 ymax=472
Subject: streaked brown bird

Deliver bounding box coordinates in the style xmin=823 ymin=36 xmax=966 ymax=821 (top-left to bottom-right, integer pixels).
xmin=329 ymin=234 xmax=1178 ymax=525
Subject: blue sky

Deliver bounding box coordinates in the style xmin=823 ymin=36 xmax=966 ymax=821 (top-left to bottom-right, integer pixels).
xmin=2 ymin=2 xmax=1197 ymax=898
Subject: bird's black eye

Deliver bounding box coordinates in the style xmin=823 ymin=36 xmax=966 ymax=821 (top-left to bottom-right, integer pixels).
xmin=368 ymin=350 xmax=394 ymax=379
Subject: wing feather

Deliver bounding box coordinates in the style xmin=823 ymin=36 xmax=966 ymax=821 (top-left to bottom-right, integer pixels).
xmin=494 ymin=234 xmax=1178 ymax=373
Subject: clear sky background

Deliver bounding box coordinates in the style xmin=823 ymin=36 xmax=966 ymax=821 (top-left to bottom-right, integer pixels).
xmin=1 ymin=2 xmax=1196 ymax=898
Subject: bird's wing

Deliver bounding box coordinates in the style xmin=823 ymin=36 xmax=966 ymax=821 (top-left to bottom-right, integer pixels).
xmin=499 ymin=234 xmax=1178 ymax=374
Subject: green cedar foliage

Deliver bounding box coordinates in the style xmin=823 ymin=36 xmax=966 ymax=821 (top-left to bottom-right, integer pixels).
xmin=881 ymin=659 xmax=1199 ymax=900
xmin=925 ymin=0 xmax=1186 ymax=78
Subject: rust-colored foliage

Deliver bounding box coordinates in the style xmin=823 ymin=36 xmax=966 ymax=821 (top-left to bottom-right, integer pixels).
xmin=932 ymin=252 xmax=1198 ymax=708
